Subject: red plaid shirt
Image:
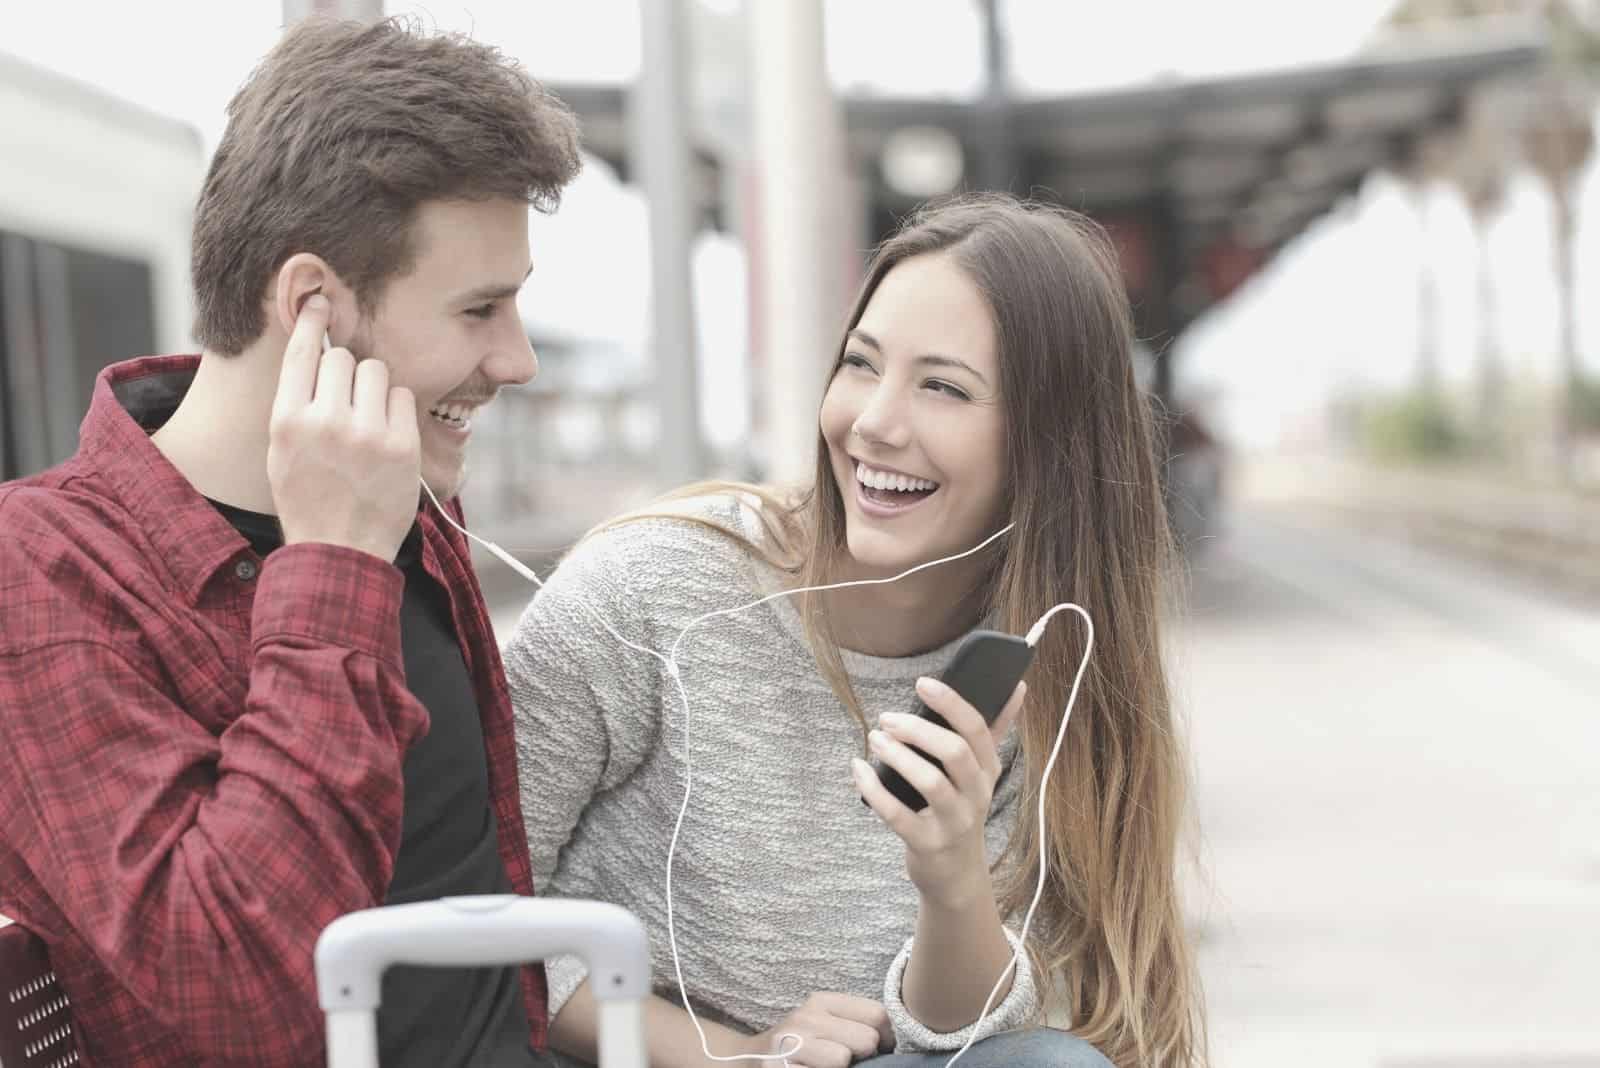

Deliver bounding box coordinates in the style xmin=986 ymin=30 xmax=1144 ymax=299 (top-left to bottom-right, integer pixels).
xmin=0 ymin=355 xmax=547 ymax=1066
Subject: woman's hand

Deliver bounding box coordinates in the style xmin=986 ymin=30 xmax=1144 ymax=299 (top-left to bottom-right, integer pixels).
xmin=736 ymin=992 xmax=894 ymax=1068
xmin=852 ymin=677 xmax=1026 ymax=909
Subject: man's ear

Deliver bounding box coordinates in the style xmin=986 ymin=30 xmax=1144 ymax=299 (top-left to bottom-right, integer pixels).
xmin=273 ymin=253 xmax=351 ymax=344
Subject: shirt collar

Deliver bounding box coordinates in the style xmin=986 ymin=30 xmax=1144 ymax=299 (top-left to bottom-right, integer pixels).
xmin=78 ymin=355 xmax=261 ymax=605
xmin=79 ymin=354 xmax=454 ymax=605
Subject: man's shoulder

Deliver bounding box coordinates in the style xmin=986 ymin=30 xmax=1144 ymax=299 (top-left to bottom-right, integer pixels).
xmin=0 ymin=471 xmax=161 ymax=641
xmin=1 ymin=462 xmax=125 ymax=550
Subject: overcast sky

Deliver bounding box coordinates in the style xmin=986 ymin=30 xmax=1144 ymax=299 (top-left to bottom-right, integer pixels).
xmin=9 ymin=0 xmax=1594 ymax=450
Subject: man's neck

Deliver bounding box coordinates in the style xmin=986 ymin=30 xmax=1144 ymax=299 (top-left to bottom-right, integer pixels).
xmin=150 ymin=337 xmax=284 ymax=514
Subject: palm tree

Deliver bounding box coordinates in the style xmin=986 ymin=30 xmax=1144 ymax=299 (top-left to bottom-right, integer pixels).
xmin=1389 ymin=0 xmax=1600 ymax=476
xmin=1453 ymin=94 xmax=1512 ymax=438
xmin=1522 ymin=69 xmax=1594 ymax=470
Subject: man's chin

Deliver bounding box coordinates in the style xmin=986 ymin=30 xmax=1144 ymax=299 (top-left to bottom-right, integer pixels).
xmin=420 ymin=463 xmax=465 ymax=503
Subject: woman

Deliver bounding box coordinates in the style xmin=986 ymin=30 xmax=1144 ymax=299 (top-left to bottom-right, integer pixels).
xmin=505 ymin=194 xmax=1206 ymax=1068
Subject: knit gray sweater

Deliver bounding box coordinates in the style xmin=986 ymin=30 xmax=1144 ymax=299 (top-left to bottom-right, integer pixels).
xmin=504 ymin=495 xmax=1039 ymax=1062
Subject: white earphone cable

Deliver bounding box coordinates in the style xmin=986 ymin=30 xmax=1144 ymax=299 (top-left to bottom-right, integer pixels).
xmin=420 ymin=484 xmax=1092 ymax=1067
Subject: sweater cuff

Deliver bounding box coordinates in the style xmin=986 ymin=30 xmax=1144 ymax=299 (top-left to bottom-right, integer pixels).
xmin=882 ymin=925 xmax=1041 ymax=1052
xmin=545 ymin=952 xmax=592 ymax=1022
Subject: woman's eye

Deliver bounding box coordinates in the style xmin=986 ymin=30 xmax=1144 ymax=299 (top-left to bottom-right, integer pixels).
xmin=465 ymin=303 xmax=496 ymax=320
xmin=840 ymin=352 xmax=876 ymax=373
xmin=925 ymin=379 xmax=971 ymax=401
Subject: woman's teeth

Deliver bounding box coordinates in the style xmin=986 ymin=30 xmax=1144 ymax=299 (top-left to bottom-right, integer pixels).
xmin=855 ymin=462 xmax=938 ymax=493
xmin=428 ymin=402 xmax=473 ymax=430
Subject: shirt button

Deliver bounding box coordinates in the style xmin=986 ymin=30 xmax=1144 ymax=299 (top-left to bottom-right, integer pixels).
xmin=234 ymin=558 xmax=259 ymax=582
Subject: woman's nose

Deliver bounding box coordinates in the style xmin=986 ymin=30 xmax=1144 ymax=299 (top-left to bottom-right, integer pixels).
xmin=851 ymin=384 xmax=911 ymax=449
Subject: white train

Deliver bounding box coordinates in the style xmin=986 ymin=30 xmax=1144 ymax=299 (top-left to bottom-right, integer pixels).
xmin=0 ymin=49 xmax=203 ymax=480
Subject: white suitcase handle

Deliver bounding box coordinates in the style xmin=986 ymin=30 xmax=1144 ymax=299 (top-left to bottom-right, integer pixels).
xmin=315 ymin=894 xmax=649 ymax=1068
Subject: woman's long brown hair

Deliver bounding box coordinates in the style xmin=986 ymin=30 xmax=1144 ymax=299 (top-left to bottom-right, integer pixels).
xmin=591 ymin=193 xmax=1206 ymax=1066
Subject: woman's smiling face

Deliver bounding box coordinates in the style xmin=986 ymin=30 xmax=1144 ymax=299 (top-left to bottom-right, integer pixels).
xmin=819 ymin=251 xmax=1008 ymax=577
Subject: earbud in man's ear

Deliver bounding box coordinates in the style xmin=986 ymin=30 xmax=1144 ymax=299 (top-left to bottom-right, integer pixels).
xmin=294 ymin=286 xmax=323 ymax=318
xmin=291 ymin=286 xmax=331 ymax=352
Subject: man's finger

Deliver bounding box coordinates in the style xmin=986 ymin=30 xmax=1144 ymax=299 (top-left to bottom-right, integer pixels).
xmin=351 ymin=358 xmax=390 ymax=432
xmin=313 ymin=346 xmax=356 ymax=411
xmin=274 ymin=294 xmax=329 ymax=417
xmin=387 ymin=387 xmax=418 ymax=448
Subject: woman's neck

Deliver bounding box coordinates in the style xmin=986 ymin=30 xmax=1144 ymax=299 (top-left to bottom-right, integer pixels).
xmin=816 ymin=559 xmax=988 ymax=658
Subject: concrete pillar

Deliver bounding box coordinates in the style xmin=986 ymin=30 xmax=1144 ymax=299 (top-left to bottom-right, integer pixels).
xmin=634 ymin=0 xmax=706 ymax=483
xmin=747 ymin=0 xmax=849 ymax=484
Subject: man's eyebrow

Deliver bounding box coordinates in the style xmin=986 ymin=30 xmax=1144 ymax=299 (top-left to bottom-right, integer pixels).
xmin=455 ymin=264 xmax=533 ymax=304
xmin=847 ymin=328 xmax=989 ymax=386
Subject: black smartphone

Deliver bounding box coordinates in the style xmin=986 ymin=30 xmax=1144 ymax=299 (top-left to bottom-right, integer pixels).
xmin=867 ymin=629 xmax=1035 ymax=813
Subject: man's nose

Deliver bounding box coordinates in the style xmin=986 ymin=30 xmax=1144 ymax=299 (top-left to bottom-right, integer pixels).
xmin=489 ymin=325 xmax=538 ymax=386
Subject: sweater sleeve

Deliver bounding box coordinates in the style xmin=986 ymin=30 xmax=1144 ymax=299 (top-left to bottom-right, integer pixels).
xmin=503 ymin=525 xmax=666 ymax=1018
xmin=881 ymin=737 xmax=1041 ymax=1051
xmin=881 ymin=924 xmax=1041 ymax=1052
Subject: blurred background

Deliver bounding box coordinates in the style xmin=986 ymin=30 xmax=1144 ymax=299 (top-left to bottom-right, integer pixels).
xmin=3 ymin=1 xmax=1597 ymax=1064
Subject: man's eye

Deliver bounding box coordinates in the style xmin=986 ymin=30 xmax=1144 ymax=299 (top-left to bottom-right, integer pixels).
xmin=465 ymin=303 xmax=496 ymax=320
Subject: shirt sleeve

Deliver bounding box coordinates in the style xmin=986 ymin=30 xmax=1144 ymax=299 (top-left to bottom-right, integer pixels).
xmin=502 ymin=526 xmax=665 ymax=1020
xmin=0 ymin=542 xmax=427 ymax=1068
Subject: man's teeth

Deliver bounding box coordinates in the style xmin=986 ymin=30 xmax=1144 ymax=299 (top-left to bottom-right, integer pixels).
xmin=428 ymin=402 xmax=474 ymax=428
xmin=855 ymin=462 xmax=937 ymax=493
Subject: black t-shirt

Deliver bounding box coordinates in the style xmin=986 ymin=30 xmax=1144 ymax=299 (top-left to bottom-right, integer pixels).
xmin=211 ymin=500 xmax=536 ymax=1067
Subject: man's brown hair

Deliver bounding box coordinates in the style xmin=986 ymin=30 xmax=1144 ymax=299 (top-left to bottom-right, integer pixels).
xmin=191 ymin=16 xmax=582 ymax=354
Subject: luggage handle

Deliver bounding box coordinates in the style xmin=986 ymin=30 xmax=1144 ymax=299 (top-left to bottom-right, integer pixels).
xmin=316 ymin=895 xmax=649 ymax=1068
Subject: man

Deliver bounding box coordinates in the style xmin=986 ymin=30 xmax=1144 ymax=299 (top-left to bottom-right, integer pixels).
xmin=0 ymin=17 xmax=580 ymax=1066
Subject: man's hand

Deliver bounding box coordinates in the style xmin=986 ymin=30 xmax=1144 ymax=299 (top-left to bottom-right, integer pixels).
xmin=736 ymin=992 xmax=894 ymax=1068
xmin=267 ymin=295 xmax=420 ymax=562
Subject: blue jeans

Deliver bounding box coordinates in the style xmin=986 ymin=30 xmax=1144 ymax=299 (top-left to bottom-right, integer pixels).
xmin=857 ymin=1027 xmax=1112 ymax=1067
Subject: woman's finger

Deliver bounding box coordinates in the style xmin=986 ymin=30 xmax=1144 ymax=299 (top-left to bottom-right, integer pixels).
xmin=851 ymin=757 xmax=917 ymax=837
xmin=868 ymin=730 xmax=955 ymax=812
xmin=986 ymin=680 xmax=1028 ymax=768
xmin=877 ymin=712 xmax=983 ymax=795
xmin=914 ymin=676 xmax=1002 ymax=778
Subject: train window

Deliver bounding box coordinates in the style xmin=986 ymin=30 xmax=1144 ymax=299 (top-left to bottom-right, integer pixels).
xmin=0 ymin=231 xmax=155 ymax=479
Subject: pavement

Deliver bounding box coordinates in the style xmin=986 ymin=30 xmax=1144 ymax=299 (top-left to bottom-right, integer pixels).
xmin=1182 ymin=507 xmax=1600 ymax=1067
xmin=466 ymin=470 xmax=1600 ymax=1066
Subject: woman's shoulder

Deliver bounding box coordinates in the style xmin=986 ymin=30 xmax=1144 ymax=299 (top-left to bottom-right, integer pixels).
xmin=548 ymin=485 xmax=789 ymax=602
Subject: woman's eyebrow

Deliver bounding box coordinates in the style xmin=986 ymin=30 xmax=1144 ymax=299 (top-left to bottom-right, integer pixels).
xmin=847 ymin=328 xmax=882 ymax=350
xmin=916 ymin=354 xmax=988 ymax=386
xmin=851 ymin=329 xmax=989 ymax=385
